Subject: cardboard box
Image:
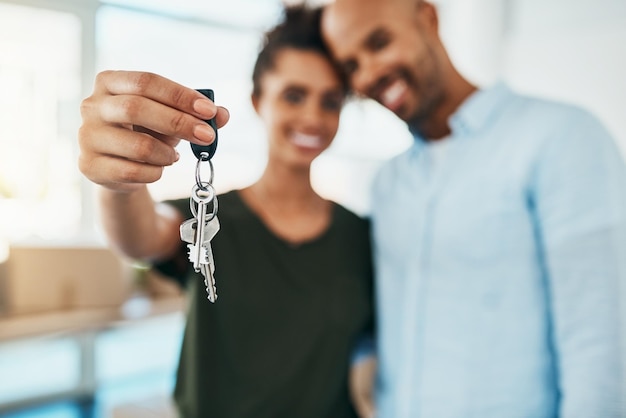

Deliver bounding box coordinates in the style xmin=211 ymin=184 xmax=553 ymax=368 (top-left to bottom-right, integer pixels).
xmin=1 ymin=245 xmax=133 ymax=315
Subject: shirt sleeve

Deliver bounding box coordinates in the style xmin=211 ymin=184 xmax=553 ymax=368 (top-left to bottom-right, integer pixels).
xmin=530 ymin=108 xmax=626 ymax=417
xmin=151 ymin=198 xmax=193 ymax=288
xmin=350 ymin=332 xmax=377 ymax=365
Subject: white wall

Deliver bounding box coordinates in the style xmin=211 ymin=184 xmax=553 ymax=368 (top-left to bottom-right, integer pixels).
xmin=438 ymin=0 xmax=626 ymax=154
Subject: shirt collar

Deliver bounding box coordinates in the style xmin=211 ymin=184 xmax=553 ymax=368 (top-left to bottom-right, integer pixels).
xmin=409 ymin=81 xmax=513 ymax=147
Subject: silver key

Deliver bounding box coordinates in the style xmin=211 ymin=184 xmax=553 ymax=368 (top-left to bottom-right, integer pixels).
xmin=199 ymin=216 xmax=220 ymax=302
xmin=180 ymin=185 xmax=219 ymax=302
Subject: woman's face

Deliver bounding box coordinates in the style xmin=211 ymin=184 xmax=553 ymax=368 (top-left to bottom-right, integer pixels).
xmin=253 ymin=48 xmax=345 ymax=168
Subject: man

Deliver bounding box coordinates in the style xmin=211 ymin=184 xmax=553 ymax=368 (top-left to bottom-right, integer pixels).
xmin=321 ymin=0 xmax=626 ymax=417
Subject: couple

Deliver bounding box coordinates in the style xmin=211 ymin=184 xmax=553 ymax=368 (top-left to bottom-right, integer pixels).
xmin=78 ymin=1 xmax=626 ymax=417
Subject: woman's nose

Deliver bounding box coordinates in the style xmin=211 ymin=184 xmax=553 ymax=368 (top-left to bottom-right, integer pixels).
xmin=301 ymin=101 xmax=325 ymax=124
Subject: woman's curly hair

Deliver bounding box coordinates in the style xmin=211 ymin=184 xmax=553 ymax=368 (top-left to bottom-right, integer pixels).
xmin=251 ymin=4 xmax=348 ymax=97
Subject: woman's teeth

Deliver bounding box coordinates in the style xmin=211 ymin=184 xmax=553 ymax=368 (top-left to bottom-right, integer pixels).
xmin=292 ymin=133 xmax=322 ymax=148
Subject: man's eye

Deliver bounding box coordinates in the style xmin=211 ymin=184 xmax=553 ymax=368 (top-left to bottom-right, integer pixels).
xmin=369 ymin=35 xmax=389 ymax=51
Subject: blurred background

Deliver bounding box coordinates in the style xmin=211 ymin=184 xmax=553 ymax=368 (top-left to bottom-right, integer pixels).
xmin=0 ymin=0 xmax=624 ymax=417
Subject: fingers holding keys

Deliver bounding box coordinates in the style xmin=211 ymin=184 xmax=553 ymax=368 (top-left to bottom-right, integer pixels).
xmin=86 ymin=70 xmax=229 ymax=144
xmin=79 ymin=154 xmax=166 ymax=193
xmin=78 ymin=70 xmax=230 ymax=192
xmin=77 ymin=125 xmax=174 ymax=192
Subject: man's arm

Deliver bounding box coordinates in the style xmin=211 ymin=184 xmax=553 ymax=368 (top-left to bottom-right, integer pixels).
xmin=349 ymin=333 xmax=377 ymax=418
xmin=532 ymin=108 xmax=626 ymax=417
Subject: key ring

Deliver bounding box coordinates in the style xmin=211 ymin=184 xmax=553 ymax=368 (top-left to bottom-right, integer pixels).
xmin=190 ymin=183 xmax=218 ymax=221
xmin=195 ymin=152 xmax=214 ymax=191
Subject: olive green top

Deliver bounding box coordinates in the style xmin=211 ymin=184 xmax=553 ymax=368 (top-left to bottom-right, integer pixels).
xmin=155 ymin=190 xmax=374 ymax=418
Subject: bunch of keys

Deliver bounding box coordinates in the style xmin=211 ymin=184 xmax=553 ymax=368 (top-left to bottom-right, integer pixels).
xmin=180 ymin=89 xmax=220 ymax=302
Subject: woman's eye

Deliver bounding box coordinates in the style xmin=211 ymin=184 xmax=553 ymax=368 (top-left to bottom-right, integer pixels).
xmin=283 ymin=90 xmax=305 ymax=104
xmin=322 ymin=96 xmax=343 ymax=112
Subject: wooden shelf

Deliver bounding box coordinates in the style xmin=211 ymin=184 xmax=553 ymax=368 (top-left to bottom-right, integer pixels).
xmin=0 ymin=295 xmax=186 ymax=342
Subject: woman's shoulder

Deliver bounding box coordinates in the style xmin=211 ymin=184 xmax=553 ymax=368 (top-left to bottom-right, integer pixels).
xmin=217 ymin=189 xmax=240 ymax=207
xmin=215 ymin=189 xmax=256 ymax=222
xmin=331 ymin=201 xmax=371 ymax=231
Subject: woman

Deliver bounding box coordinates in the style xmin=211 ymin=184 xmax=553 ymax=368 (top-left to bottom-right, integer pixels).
xmin=78 ymin=5 xmax=374 ymax=418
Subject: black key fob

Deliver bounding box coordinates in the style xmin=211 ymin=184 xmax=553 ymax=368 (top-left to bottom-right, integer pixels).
xmin=191 ymin=89 xmax=218 ymax=160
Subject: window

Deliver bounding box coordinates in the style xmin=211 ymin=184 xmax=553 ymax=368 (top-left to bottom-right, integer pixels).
xmin=0 ymin=3 xmax=83 ymax=242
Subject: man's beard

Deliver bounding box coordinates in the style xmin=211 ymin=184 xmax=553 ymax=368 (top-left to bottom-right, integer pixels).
xmin=405 ymin=48 xmax=446 ymax=136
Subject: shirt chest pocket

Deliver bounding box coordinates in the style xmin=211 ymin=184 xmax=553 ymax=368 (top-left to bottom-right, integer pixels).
xmin=435 ymin=190 xmax=534 ymax=264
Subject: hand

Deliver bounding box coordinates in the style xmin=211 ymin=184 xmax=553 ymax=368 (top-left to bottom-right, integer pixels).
xmin=78 ymin=70 xmax=230 ymax=192
xmin=349 ymin=355 xmax=377 ymax=418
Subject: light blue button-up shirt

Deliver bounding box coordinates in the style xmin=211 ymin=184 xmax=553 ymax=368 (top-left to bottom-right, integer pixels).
xmin=370 ymin=83 xmax=626 ymax=417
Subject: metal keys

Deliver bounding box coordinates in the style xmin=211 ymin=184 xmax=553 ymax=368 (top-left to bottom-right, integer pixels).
xmin=180 ymin=88 xmax=220 ymax=302
xmin=180 ymin=181 xmax=219 ymax=302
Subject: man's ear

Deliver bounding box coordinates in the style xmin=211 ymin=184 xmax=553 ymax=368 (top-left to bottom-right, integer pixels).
xmin=418 ymin=1 xmax=440 ymax=35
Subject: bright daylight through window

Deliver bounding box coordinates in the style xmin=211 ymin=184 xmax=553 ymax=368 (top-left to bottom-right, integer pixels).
xmin=0 ymin=3 xmax=82 ymax=243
